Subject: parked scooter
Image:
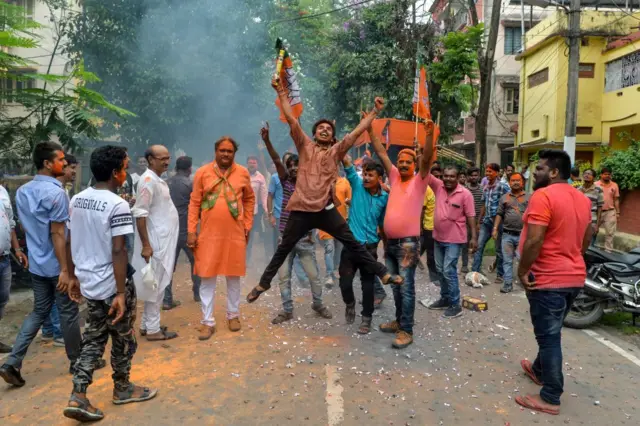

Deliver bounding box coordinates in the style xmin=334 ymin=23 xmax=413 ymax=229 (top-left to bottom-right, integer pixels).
xmin=564 ymin=246 xmax=640 ymax=329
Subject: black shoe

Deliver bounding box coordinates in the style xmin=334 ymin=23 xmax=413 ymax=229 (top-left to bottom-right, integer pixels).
xmin=500 ymin=286 xmax=513 ymax=294
xmin=0 ymin=364 xmax=25 ymax=387
xmin=194 ymin=293 xmax=201 ymax=303
xmin=0 ymin=341 xmax=12 ymax=353
xmin=428 ymin=298 xmax=449 ymax=310
xmin=345 ymin=303 xmax=356 ymax=324
xmin=443 ymin=305 xmax=463 ymax=318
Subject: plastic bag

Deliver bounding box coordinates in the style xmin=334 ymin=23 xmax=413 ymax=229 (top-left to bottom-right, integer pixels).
xmin=465 ymin=272 xmax=490 ymax=289
xmin=141 ymin=263 xmax=158 ymax=292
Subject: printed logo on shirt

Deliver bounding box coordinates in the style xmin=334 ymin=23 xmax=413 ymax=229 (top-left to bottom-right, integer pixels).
xmin=73 ymin=197 xmax=108 ymax=212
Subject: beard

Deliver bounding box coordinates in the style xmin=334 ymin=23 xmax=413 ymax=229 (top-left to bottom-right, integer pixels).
xmin=533 ymin=175 xmax=551 ymax=190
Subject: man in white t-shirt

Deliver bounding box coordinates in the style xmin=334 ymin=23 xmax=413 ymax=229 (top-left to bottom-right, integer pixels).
xmin=63 ymin=146 xmax=157 ymax=422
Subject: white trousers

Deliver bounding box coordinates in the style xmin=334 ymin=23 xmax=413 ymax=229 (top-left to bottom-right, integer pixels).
xmin=200 ymin=276 xmax=241 ymax=327
xmin=141 ymin=290 xmax=164 ymax=335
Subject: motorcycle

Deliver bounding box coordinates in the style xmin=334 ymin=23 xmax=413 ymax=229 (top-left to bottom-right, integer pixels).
xmin=564 ymin=246 xmax=640 ymax=329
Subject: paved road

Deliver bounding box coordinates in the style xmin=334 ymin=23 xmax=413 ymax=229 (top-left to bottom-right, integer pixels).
xmin=1 ymin=256 xmax=640 ymax=425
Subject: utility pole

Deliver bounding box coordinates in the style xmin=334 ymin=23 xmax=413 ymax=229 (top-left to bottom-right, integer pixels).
xmin=564 ymin=0 xmax=581 ymax=164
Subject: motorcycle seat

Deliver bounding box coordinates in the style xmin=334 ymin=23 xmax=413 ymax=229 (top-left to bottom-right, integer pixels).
xmin=596 ymin=248 xmax=640 ymax=268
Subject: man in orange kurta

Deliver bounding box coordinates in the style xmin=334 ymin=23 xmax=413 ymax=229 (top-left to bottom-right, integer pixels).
xmin=187 ymin=137 xmax=255 ymax=340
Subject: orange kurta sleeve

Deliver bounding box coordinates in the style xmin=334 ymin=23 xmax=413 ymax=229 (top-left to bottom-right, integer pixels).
xmin=188 ymin=166 xmax=205 ymax=234
xmin=242 ymin=169 xmax=256 ymax=233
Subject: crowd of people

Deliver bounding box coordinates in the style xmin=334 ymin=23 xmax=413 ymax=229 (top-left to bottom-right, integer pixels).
xmin=0 ymin=78 xmax=624 ymax=420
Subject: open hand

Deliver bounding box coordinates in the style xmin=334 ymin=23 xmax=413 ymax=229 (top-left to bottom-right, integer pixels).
xmin=67 ymin=276 xmax=82 ymax=303
xmin=57 ymin=270 xmax=70 ymax=293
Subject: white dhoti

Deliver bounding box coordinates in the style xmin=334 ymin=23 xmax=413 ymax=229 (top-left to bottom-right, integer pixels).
xmin=200 ymin=276 xmax=241 ymax=327
xmin=131 ymin=169 xmax=179 ymax=335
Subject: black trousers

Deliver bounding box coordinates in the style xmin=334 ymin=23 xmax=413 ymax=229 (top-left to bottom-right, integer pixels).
xmin=259 ymin=208 xmax=388 ymax=288
xmin=339 ymin=242 xmax=378 ymax=318
xmin=420 ymin=229 xmax=438 ymax=283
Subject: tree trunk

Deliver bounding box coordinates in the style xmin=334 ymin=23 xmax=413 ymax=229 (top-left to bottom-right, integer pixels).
xmin=469 ymin=0 xmax=502 ymax=166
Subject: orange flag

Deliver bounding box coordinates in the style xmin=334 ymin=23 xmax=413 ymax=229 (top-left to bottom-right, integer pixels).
xmin=275 ymin=51 xmax=303 ymax=123
xmin=412 ymin=65 xmax=431 ymax=120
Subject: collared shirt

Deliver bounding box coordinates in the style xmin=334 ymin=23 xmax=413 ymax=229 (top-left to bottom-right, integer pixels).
xmin=0 ymin=185 xmax=15 ymax=255
xmin=268 ymin=174 xmax=283 ymax=219
xmin=429 ymin=176 xmax=475 ymax=244
xmin=496 ymin=192 xmax=530 ymax=233
xmin=383 ymin=166 xmax=430 ymax=239
xmin=286 ymin=121 xmax=353 ymax=212
xmin=16 ymin=175 xmax=69 ymax=277
xmin=344 ymin=165 xmax=388 ymax=244
xmin=168 ymin=173 xmax=193 ymax=240
xmin=422 ymin=186 xmax=435 ymax=231
xmin=250 ymin=171 xmax=268 ymax=215
xmin=481 ymin=179 xmax=511 ymax=223
xmin=595 ymin=180 xmax=620 ymax=211
xmin=578 ymin=184 xmax=604 ymax=223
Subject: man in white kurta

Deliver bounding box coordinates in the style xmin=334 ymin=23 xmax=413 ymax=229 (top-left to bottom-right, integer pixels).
xmin=131 ymin=145 xmax=179 ymax=341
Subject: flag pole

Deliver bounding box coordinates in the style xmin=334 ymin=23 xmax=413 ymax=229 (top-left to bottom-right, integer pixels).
xmin=414 ymin=44 xmax=421 ymax=151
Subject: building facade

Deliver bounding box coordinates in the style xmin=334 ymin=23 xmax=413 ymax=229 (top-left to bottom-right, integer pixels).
xmin=513 ymin=10 xmax=640 ymax=168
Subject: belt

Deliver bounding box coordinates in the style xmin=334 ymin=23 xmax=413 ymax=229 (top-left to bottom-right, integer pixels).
xmin=387 ymin=236 xmax=419 ymax=244
xmin=602 ymin=208 xmax=615 ymax=212
xmin=502 ymin=229 xmax=521 ymax=236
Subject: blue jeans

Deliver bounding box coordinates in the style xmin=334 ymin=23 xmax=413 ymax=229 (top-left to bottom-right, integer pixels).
xmin=278 ymin=238 xmax=323 ymax=313
xmin=434 ymin=241 xmax=463 ymax=306
xmin=385 ymin=238 xmax=419 ymax=334
xmin=501 ymin=233 xmax=520 ymax=289
xmin=321 ymin=238 xmax=336 ymax=280
xmin=41 ymin=301 xmax=62 ymax=339
xmin=527 ymin=289 xmax=581 ymax=405
xmin=472 ymin=220 xmax=503 ymax=277
xmin=6 ymin=273 xmax=82 ymax=369
xmin=0 ymin=256 xmax=12 ymax=320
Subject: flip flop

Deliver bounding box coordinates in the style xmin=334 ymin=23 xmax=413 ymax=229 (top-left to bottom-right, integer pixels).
xmin=63 ymin=393 xmax=105 ymax=422
xmin=520 ymin=359 xmax=543 ymax=386
xmin=146 ymin=329 xmax=178 ymax=341
xmin=113 ymin=383 xmax=158 ymax=405
xmin=246 ymin=286 xmax=266 ymax=303
xmin=515 ymin=395 xmax=559 ymax=415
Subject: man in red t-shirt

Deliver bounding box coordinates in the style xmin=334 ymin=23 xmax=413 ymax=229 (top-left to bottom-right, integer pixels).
xmin=515 ymin=149 xmax=592 ymax=416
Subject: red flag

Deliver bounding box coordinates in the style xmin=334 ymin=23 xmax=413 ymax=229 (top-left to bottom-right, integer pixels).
xmin=275 ymin=51 xmax=303 ymax=123
xmin=412 ymin=65 xmax=431 ymax=120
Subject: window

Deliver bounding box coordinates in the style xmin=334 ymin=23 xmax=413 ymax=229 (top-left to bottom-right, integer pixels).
xmin=9 ymin=0 xmax=34 ymax=19
xmin=528 ymin=68 xmax=549 ymax=88
xmin=1 ymin=73 xmax=36 ymax=104
xmin=576 ymin=126 xmax=593 ymax=135
xmin=504 ymin=27 xmax=522 ymax=55
xmin=531 ymin=129 xmax=540 ymax=138
xmin=579 ymin=63 xmax=595 ymax=78
xmin=504 ymin=87 xmax=519 ymax=114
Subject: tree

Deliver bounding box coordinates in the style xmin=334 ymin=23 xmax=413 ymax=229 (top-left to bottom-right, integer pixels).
xmin=0 ymin=1 xmax=135 ymax=164
xmin=468 ymin=0 xmax=502 ymax=166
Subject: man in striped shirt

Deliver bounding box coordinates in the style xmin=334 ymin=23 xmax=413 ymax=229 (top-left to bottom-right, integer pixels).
xmin=463 ymin=167 xmax=483 ymax=273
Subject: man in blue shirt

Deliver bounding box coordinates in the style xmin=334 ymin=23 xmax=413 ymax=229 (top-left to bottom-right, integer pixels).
xmin=339 ymin=155 xmax=388 ymax=334
xmin=0 ymin=142 xmax=104 ymax=387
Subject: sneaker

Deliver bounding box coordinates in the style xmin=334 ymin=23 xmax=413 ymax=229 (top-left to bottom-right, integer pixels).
xmin=193 ymin=293 xmax=201 ymax=303
xmin=272 ymin=311 xmax=294 ymax=324
xmin=419 ymin=297 xmax=434 ymax=308
xmin=313 ymin=305 xmax=333 ymax=319
xmin=461 ymin=266 xmax=469 ymax=274
xmin=324 ymin=277 xmax=335 ymax=289
xmin=428 ymin=298 xmax=449 ymax=310
xmin=0 ymin=341 xmax=12 ymax=353
xmin=228 ymin=318 xmax=241 ymax=332
xmin=379 ymin=320 xmax=400 ymax=333
xmin=345 ymin=302 xmax=356 ymax=324
xmin=392 ymin=330 xmax=414 ymax=349
xmin=500 ymin=286 xmax=513 ymax=293
xmin=53 ymin=337 xmax=65 ymax=347
xmin=495 ymin=276 xmax=504 ymax=285
xmin=443 ymin=305 xmax=463 ymax=318
xmin=41 ymin=334 xmax=54 ymax=342
xmin=199 ymin=325 xmax=215 ymax=341
xmin=0 ymin=364 xmax=25 ymax=387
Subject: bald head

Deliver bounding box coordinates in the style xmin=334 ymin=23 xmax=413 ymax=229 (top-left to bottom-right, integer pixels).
xmin=144 ymin=144 xmax=171 ymax=175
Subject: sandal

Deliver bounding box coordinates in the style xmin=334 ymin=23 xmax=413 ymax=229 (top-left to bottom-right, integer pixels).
xmin=146 ymin=329 xmax=178 ymax=341
xmin=358 ymin=316 xmax=372 ymax=334
xmin=63 ymin=393 xmax=105 ymax=422
xmin=374 ymin=295 xmax=386 ymax=309
xmin=139 ymin=325 xmax=167 ymax=337
xmin=113 ymin=383 xmax=158 ymax=405
xmin=246 ymin=286 xmax=267 ymax=304
xmin=382 ymin=274 xmax=404 ymax=286
xmin=515 ymin=394 xmax=559 ymax=415
xmin=520 ymin=359 xmax=543 ymax=386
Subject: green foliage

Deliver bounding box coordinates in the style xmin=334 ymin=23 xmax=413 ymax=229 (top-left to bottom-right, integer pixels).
xmin=0 ymin=1 xmax=135 ymax=164
xmin=600 ymin=134 xmax=640 ymax=191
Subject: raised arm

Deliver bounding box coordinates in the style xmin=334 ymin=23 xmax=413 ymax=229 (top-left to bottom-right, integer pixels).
xmin=419 ymin=119 xmax=437 ymax=179
xmin=273 ymin=79 xmax=307 ymax=151
xmin=336 ymin=97 xmax=384 ymax=158
xmin=367 ymin=116 xmax=393 ymax=176
xmin=260 ymin=122 xmax=287 ymax=180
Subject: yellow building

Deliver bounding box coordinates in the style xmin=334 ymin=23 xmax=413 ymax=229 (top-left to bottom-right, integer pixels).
xmin=511 ymin=10 xmax=640 ymax=167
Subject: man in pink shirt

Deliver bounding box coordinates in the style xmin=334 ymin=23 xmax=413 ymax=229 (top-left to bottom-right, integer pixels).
xmin=369 ymin=119 xmax=436 ymax=349
xmin=247 ymin=156 xmax=268 ymax=264
xmin=423 ymin=146 xmax=477 ymax=318
xmin=515 ymin=149 xmax=592 ymax=415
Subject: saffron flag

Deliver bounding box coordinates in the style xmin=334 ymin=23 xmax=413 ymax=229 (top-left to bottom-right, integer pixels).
xmin=275 ymin=50 xmax=303 ymax=123
xmin=412 ymin=65 xmax=431 ymax=120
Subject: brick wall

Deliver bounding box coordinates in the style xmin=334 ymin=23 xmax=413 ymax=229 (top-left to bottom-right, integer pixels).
xmin=618 ymin=190 xmax=640 ymax=235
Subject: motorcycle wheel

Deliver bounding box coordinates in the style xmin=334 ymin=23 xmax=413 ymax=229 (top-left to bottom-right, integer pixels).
xmin=564 ymin=291 xmax=605 ymax=329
